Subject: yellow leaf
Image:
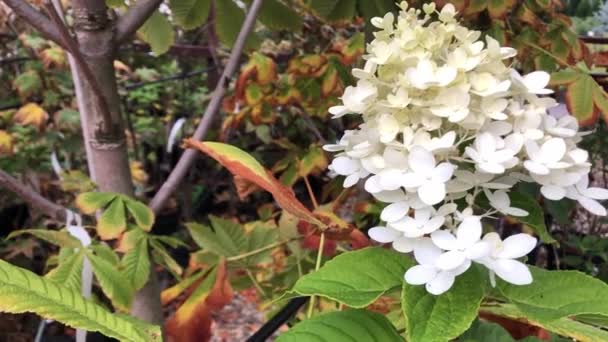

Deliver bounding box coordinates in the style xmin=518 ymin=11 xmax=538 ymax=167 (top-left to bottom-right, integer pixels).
xmin=14 ymin=103 xmax=48 ymax=130
xmin=130 ymin=161 xmax=149 ymax=185
xmin=0 ymin=130 xmax=13 ymax=155
xmin=39 ymin=47 xmax=65 ymax=69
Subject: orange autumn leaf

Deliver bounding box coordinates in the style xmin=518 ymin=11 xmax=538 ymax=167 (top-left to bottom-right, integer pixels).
xmin=184 ymin=139 xmax=324 ymax=227
xmin=166 ymin=260 xmax=233 ymax=342
xmin=14 ymin=103 xmax=48 ymax=130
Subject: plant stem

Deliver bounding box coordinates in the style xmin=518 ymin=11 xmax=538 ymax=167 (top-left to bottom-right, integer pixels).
xmin=303 ymin=175 xmax=319 ymax=209
xmin=226 ymin=237 xmax=303 ymax=263
xmin=246 ymin=269 xmax=267 ymax=298
xmin=306 ymin=232 xmax=325 ymax=318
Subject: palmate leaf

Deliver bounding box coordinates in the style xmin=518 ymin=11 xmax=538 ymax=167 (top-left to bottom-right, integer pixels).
xmin=0 ymin=259 xmax=160 ymax=342
xmin=46 ymin=250 xmax=85 ymax=291
xmin=87 ymin=252 xmax=134 ymax=312
xmin=75 ymin=192 xmax=117 ymax=214
xmin=215 ymin=0 xmax=259 ymax=48
xmin=289 ymin=247 xmax=412 ymax=307
xmin=169 ymin=0 xmax=211 ymax=30
xmin=123 ymin=198 xmax=155 ymax=232
xmin=98 ymin=197 xmax=127 ymax=240
xmin=121 ymin=238 xmax=151 ymax=291
xmin=256 ymin=0 xmax=303 ymax=31
xmin=185 ymin=140 xmax=324 ymax=227
xmin=402 ymin=266 xmax=485 ymax=342
xmin=8 ymin=229 xmax=81 ymax=248
xmin=276 ymin=309 xmax=402 ymax=342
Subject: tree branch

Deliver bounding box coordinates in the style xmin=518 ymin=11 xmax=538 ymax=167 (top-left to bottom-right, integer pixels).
xmin=149 ymin=0 xmax=263 ymax=214
xmin=114 ymin=0 xmax=163 ymax=44
xmin=0 ymin=169 xmax=66 ymax=221
xmin=43 ymin=1 xmax=115 ymax=134
xmin=2 ymin=0 xmax=66 ymax=49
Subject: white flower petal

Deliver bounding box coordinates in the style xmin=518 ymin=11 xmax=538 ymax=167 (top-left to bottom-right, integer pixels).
xmin=436 ymin=250 xmax=467 ymax=271
xmin=343 ymin=174 xmax=360 ymax=188
xmin=368 ymin=226 xmax=401 ymax=243
xmin=578 ymin=197 xmax=607 ymax=216
xmin=430 ymin=230 xmax=458 ymax=251
xmin=381 ymin=201 xmax=410 ymax=222
xmin=492 ymin=259 xmax=533 ymax=285
xmin=466 ymin=241 xmax=491 ymax=260
xmin=413 ymin=238 xmax=443 ymax=265
xmin=583 ymin=187 xmax=608 ymax=200
xmin=418 ymin=182 xmax=447 ymax=205
xmin=426 ymin=271 xmax=455 ymax=295
xmin=409 ymin=146 xmax=436 ymax=174
xmin=332 ymin=156 xmax=359 ymax=175
xmin=432 ymin=163 xmax=455 ymax=183
xmin=393 ymin=236 xmax=416 ymax=253
xmin=405 ymin=265 xmax=438 ymax=285
xmin=456 ymin=216 xmax=482 ymax=248
xmin=497 ymin=234 xmax=537 ymax=259
xmin=540 ymin=185 xmax=567 ymax=201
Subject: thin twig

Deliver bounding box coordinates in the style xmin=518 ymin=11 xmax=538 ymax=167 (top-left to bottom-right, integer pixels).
xmin=306 ymin=232 xmax=325 ymax=318
xmin=1 ymin=0 xmax=66 ymax=49
xmin=43 ymin=1 xmax=114 ymax=134
xmin=226 ymin=237 xmax=303 ymax=263
xmin=149 ymin=0 xmax=264 ymax=214
xmin=0 ymin=169 xmax=66 ymax=221
xmin=115 ymin=0 xmax=163 ymax=43
xmin=303 ymin=175 xmax=319 ymax=209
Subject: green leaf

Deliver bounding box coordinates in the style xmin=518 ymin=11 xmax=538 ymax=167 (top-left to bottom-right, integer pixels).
xmin=309 ymin=0 xmax=340 ymax=17
xmin=276 ymin=309 xmax=402 ymax=342
xmin=87 ymin=252 xmax=134 ymax=311
xmin=169 ymin=0 xmax=211 ymax=30
xmin=549 ymin=68 xmax=581 ymax=86
xmin=508 ymin=191 xmax=556 ymax=243
xmin=137 ymin=11 xmax=175 ymax=55
xmin=290 ymin=247 xmax=412 ymax=307
xmin=89 ymin=243 xmax=120 ymax=265
xmin=13 ymin=70 xmax=42 ymax=98
xmin=460 ymin=319 xmax=516 ymax=342
xmin=186 ymin=216 xmax=247 ymax=257
xmin=402 ymin=266 xmax=485 ymax=342
xmin=0 ymin=259 xmax=160 ymax=342
xmin=122 ymin=238 xmax=151 ymax=291
xmin=123 ymin=197 xmax=155 ymax=231
xmin=482 ymin=303 xmax=608 ymax=342
xmin=97 ymin=198 xmax=127 ymax=240
xmin=75 ymin=192 xmax=117 ymax=214
xmin=150 ymin=239 xmax=183 ymax=278
xmin=257 ymin=0 xmax=303 ymax=31
xmin=244 ymin=224 xmax=278 ymax=265
xmin=325 ymin=0 xmax=356 ymax=21
xmin=215 ymin=0 xmax=259 ymax=48
xmin=545 ymin=198 xmax=575 ymax=225
xmin=7 ymin=229 xmax=81 ymax=248
xmin=498 ymin=266 xmax=608 ymax=322
xmin=566 ymin=74 xmax=598 ymax=126
xmin=45 ymin=250 xmax=85 ymax=291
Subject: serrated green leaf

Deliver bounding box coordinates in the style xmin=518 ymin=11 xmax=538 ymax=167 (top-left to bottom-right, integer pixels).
xmin=290 ymin=247 xmax=412 ymax=307
xmin=549 ymin=68 xmax=581 ymax=86
xmin=150 ymin=239 xmax=183 ymax=278
xmin=186 ymin=216 xmax=247 ymax=256
xmin=257 ymin=0 xmax=303 ymax=31
xmin=482 ymin=303 xmax=608 ymax=342
xmin=87 ymin=252 xmax=134 ymax=311
xmin=46 ymin=250 xmax=85 ymax=291
xmin=215 ymin=0 xmax=259 ymax=48
xmin=97 ymin=198 xmax=127 ymax=240
xmin=90 ymin=242 xmax=121 ymax=265
xmin=137 ymin=11 xmax=175 ymax=55
xmin=169 ymin=0 xmax=211 ymax=30
xmin=509 ymin=191 xmax=555 ymax=244
xmin=122 ymin=238 xmax=151 ymax=291
xmin=244 ymin=224 xmax=278 ymax=265
xmin=498 ymin=266 xmax=608 ymax=322
xmin=325 ymin=0 xmax=356 ymax=21
xmin=13 ymin=70 xmax=42 ymax=98
xmin=0 ymin=259 xmax=160 ymax=342
xmin=460 ymin=319 xmax=517 ymax=342
xmin=123 ymin=197 xmax=155 ymax=231
xmin=75 ymin=192 xmax=117 ymax=214
xmin=7 ymin=229 xmax=81 ymax=248
xmin=276 ymin=309 xmax=402 ymax=342
xmin=402 ymin=266 xmax=485 ymax=342
xmin=309 ymin=0 xmax=339 ymax=17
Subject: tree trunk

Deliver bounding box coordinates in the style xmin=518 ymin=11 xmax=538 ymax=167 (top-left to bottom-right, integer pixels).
xmin=71 ymin=0 xmax=164 ymax=326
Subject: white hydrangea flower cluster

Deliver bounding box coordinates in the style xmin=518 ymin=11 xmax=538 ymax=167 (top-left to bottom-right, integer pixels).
xmin=324 ymin=2 xmax=608 ymax=295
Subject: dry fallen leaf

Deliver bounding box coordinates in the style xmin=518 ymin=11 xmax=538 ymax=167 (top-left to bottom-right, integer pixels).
xmin=0 ymin=130 xmax=13 ymax=155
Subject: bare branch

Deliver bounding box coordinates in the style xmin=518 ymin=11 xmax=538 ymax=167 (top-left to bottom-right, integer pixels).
xmin=43 ymin=1 xmax=115 ymax=134
xmin=114 ymin=0 xmax=163 ymax=44
xmin=149 ymin=0 xmax=264 ymax=214
xmin=0 ymin=169 xmax=66 ymax=221
xmin=2 ymin=0 xmax=66 ymax=48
